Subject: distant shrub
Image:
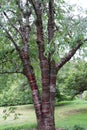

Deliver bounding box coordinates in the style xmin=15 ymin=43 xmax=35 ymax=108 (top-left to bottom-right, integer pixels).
xmin=82 ymin=91 xmax=87 ymax=100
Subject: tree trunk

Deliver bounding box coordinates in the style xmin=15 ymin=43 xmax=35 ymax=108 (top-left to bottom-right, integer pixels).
xmin=26 ymin=69 xmax=56 ymax=130
xmin=19 ymin=43 xmax=56 ymax=130
xmin=37 ymin=61 xmax=57 ymax=130
xmin=37 ymin=117 xmax=56 ymax=130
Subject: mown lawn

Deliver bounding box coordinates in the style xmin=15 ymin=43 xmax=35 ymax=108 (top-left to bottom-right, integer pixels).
xmin=0 ymin=100 xmax=87 ymax=130
xmin=55 ymin=100 xmax=87 ymax=129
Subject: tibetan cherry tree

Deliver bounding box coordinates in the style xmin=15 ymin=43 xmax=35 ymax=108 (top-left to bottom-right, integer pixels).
xmin=0 ymin=0 xmax=87 ymax=130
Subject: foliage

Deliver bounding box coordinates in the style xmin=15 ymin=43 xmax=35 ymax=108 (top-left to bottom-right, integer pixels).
xmin=0 ymin=75 xmax=9 ymax=92
xmin=3 ymin=107 xmax=22 ymax=120
xmin=0 ymin=0 xmax=87 ymax=72
xmin=55 ymin=88 xmax=62 ymax=102
xmin=0 ymin=75 xmax=33 ymax=107
xmin=0 ymin=89 xmax=32 ymax=107
xmin=57 ymin=60 xmax=87 ymax=99
xmin=82 ymin=91 xmax=87 ymax=100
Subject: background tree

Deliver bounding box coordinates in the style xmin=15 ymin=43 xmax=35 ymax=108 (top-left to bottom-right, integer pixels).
xmin=0 ymin=0 xmax=87 ymax=130
xmin=57 ymin=60 xmax=87 ymax=101
xmin=64 ymin=61 xmax=87 ymax=98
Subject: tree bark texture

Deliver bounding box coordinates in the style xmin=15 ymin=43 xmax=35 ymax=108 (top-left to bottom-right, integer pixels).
xmin=19 ymin=46 xmax=57 ymax=130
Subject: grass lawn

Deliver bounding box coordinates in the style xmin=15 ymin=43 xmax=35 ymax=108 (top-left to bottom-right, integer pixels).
xmin=0 ymin=100 xmax=87 ymax=130
xmin=55 ymin=100 xmax=87 ymax=129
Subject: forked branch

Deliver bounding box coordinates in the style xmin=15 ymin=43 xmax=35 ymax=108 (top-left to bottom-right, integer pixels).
xmin=56 ymin=39 xmax=87 ymax=71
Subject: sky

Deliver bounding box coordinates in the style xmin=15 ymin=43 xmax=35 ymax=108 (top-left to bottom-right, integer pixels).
xmin=65 ymin=0 xmax=87 ymax=17
xmin=67 ymin=0 xmax=87 ymax=9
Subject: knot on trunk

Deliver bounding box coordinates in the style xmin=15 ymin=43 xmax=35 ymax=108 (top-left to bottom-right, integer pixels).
xmin=50 ymin=85 xmax=56 ymax=92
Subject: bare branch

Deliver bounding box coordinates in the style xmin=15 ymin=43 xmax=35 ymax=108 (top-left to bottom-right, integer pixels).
xmin=56 ymin=39 xmax=87 ymax=71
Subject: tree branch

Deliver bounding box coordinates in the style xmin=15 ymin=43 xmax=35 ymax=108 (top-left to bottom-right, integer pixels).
xmin=25 ymin=0 xmax=31 ymax=42
xmin=2 ymin=26 xmax=20 ymax=52
xmin=48 ymin=0 xmax=54 ymax=42
xmin=17 ymin=0 xmax=31 ymax=44
xmin=56 ymin=39 xmax=87 ymax=71
xmin=17 ymin=0 xmax=24 ymax=15
xmin=31 ymin=0 xmax=45 ymax=62
xmin=29 ymin=0 xmax=41 ymax=16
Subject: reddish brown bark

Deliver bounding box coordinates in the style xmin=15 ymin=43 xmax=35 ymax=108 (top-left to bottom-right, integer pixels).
xmin=33 ymin=1 xmax=52 ymax=129
xmin=47 ymin=0 xmax=57 ymax=129
xmin=19 ymin=46 xmax=42 ymax=124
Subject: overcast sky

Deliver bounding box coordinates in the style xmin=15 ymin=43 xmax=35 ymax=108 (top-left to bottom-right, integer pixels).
xmin=66 ymin=0 xmax=87 ymax=9
xmin=65 ymin=0 xmax=87 ymax=17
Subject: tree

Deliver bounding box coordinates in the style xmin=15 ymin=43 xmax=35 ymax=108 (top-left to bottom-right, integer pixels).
xmin=64 ymin=61 xmax=87 ymax=98
xmin=0 ymin=0 xmax=87 ymax=130
xmin=56 ymin=60 xmax=87 ymax=100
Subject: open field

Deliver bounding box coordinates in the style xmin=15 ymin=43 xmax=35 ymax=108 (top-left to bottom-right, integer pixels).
xmin=0 ymin=100 xmax=87 ymax=130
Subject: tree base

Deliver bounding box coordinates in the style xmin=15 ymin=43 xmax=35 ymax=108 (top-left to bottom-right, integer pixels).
xmin=38 ymin=125 xmax=56 ymax=130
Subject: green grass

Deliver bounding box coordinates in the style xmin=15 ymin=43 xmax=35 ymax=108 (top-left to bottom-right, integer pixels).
xmin=0 ymin=100 xmax=87 ymax=130
xmin=55 ymin=100 xmax=87 ymax=129
xmin=0 ymin=105 xmax=37 ymax=130
xmin=0 ymin=124 xmax=37 ymax=130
